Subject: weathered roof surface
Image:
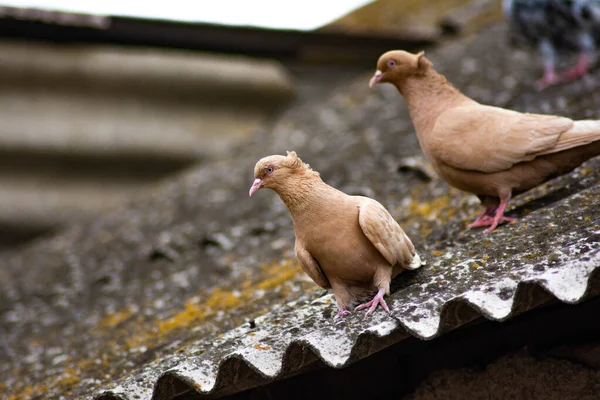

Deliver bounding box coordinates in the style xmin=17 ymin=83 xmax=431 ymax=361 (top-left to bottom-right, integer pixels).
xmin=98 ymin=223 xmax=600 ymax=400
xmin=1 ymin=22 xmax=600 ymax=400
xmin=320 ymin=0 xmax=503 ymax=38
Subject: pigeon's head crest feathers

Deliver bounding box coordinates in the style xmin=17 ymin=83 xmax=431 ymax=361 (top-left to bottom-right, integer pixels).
xmin=250 ymin=151 xmax=320 ymax=195
xmin=253 ymin=151 xmax=310 ymax=176
xmin=369 ymin=50 xmax=432 ymax=87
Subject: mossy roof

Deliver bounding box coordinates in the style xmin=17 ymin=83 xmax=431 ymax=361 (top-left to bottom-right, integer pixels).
xmin=1 ymin=23 xmax=599 ymax=400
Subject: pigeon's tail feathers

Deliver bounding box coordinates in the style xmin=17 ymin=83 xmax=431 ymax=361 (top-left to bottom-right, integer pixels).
xmin=537 ymin=119 xmax=600 ymax=156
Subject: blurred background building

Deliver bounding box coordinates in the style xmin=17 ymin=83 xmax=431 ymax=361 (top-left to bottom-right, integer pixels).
xmin=0 ymin=0 xmax=501 ymax=248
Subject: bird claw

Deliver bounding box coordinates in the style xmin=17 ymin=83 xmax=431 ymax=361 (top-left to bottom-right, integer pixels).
xmin=467 ymin=215 xmax=494 ymax=229
xmin=469 ymin=215 xmax=516 ymax=230
xmin=482 ymin=216 xmax=517 ymax=233
xmin=335 ymin=308 xmax=351 ymax=318
xmin=354 ymin=289 xmax=390 ymax=317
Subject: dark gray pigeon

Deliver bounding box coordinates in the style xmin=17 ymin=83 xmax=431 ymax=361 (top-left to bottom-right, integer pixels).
xmin=504 ymin=0 xmax=600 ymax=90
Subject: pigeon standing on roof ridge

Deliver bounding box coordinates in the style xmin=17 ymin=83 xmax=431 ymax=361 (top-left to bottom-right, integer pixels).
xmin=504 ymin=0 xmax=600 ymax=90
xmin=249 ymin=151 xmax=422 ymax=318
xmin=369 ymin=49 xmax=600 ymax=232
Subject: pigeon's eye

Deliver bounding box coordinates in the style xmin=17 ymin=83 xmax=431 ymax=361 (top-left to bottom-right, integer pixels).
xmin=265 ymin=166 xmax=274 ymax=175
xmin=387 ymin=60 xmax=396 ymax=68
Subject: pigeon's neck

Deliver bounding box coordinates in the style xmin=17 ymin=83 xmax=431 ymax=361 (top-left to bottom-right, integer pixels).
xmin=397 ymin=69 xmax=470 ymax=135
xmin=275 ymin=174 xmax=331 ymax=216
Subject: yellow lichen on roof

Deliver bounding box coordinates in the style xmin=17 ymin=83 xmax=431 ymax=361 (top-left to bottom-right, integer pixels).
xmin=6 ymin=387 xmax=32 ymax=400
xmin=5 ymin=359 xmax=90 ymax=400
xmin=6 ymin=381 xmax=48 ymax=400
xmin=257 ymin=258 xmax=303 ymax=290
xmin=157 ymin=258 xmax=304 ymax=336
xmin=98 ymin=309 xmax=134 ymax=328
xmin=157 ymin=290 xmax=235 ymax=336
xmin=53 ymin=368 xmax=81 ymax=391
xmin=398 ymin=186 xmax=469 ymax=225
xmin=407 ymin=195 xmax=453 ymax=220
xmin=392 ymin=184 xmax=480 ymax=248
xmin=3 ymin=257 xmax=311 ymax=400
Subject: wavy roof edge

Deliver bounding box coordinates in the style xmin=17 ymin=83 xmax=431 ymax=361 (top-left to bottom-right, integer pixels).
xmin=93 ymin=247 xmax=600 ymax=400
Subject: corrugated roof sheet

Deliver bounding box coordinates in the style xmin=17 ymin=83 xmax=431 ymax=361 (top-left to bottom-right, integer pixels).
xmin=2 ymin=21 xmax=600 ymax=400
xmin=93 ymin=188 xmax=600 ymax=399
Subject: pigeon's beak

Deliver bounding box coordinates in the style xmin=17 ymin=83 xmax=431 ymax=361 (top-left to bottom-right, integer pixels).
xmin=369 ymin=70 xmax=382 ymax=88
xmin=249 ymin=178 xmax=262 ymax=197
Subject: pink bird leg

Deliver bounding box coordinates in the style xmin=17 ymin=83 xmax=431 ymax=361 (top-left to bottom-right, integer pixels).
xmin=535 ymin=66 xmax=560 ymax=91
xmin=354 ymin=289 xmax=390 ymax=316
xmin=560 ymin=53 xmax=590 ymax=82
xmin=535 ymin=40 xmax=560 ymax=91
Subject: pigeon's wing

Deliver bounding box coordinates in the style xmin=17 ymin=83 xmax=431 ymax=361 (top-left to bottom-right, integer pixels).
xmin=295 ymin=240 xmax=331 ymax=289
xmin=429 ymin=104 xmax=574 ymax=173
xmin=357 ymin=197 xmax=418 ymax=269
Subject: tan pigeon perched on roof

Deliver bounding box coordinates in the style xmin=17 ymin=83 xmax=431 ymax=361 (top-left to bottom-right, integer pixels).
xmin=369 ymin=50 xmax=600 ymax=232
xmin=249 ymin=151 xmax=422 ymax=317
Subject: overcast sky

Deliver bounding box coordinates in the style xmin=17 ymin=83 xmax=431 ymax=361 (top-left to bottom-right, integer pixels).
xmin=0 ymin=0 xmax=373 ymax=30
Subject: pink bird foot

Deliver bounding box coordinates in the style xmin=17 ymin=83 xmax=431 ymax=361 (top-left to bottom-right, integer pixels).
xmin=354 ymin=289 xmax=390 ymax=316
xmin=468 ymin=215 xmax=494 ymax=229
xmin=336 ymin=308 xmax=351 ymax=318
xmin=535 ymin=69 xmax=559 ymax=91
xmin=482 ymin=193 xmax=516 ymax=233
xmin=468 ymin=213 xmax=516 ymax=230
xmin=470 ymin=215 xmax=516 ymax=231
xmin=484 ymin=216 xmax=517 ymax=233
xmin=467 ymin=203 xmax=497 ymax=229
xmin=560 ymin=53 xmax=590 ymax=82
xmin=468 ymin=194 xmax=517 ymax=233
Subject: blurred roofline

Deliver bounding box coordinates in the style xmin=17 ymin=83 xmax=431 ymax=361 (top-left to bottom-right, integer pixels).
xmin=0 ymin=6 xmax=436 ymax=64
